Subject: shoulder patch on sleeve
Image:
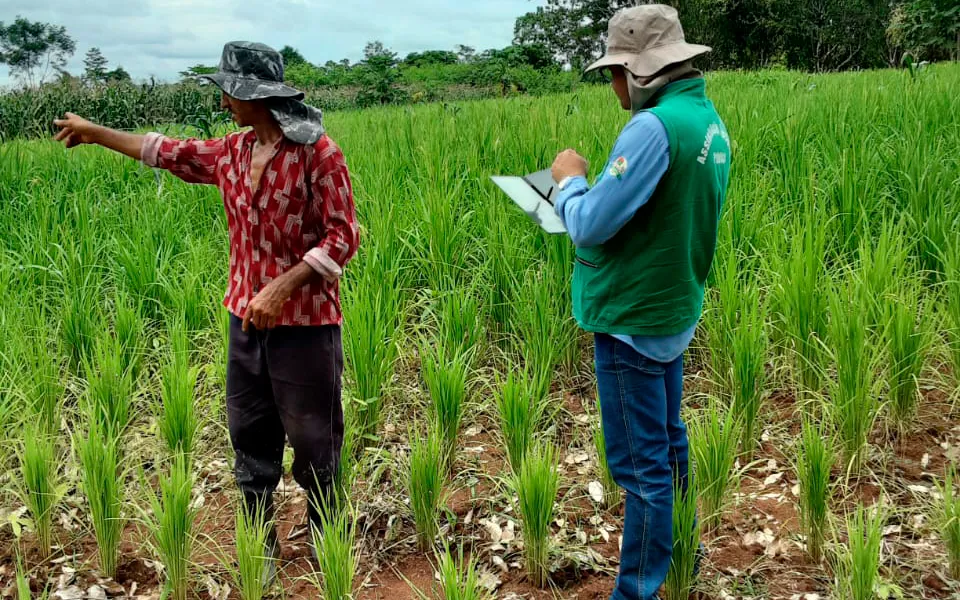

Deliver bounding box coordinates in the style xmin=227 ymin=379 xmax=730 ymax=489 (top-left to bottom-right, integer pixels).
xmin=609 ymin=156 xmax=629 ymax=180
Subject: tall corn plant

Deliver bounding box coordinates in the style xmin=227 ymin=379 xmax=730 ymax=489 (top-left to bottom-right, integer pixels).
xmin=832 ymin=504 xmax=885 ymax=600
xmin=158 ymin=320 xmax=199 ymax=464
xmin=665 ymin=476 xmax=701 ymax=600
xmin=422 ymin=348 xmax=468 ymax=469
xmin=689 ymin=400 xmax=742 ymax=536
xmin=794 ymin=419 xmax=835 ymax=564
xmin=407 ymin=424 xmax=448 ymax=551
xmin=75 ymin=421 xmax=125 ymax=579
xmin=513 ymin=442 xmax=560 ymax=588
xmin=826 ymin=281 xmax=880 ymax=476
xmin=935 ymin=463 xmax=960 ymax=580
xmin=147 ymin=455 xmax=197 ymax=600
xmin=495 ymin=369 xmax=546 ymax=475
xmin=882 ymin=289 xmax=929 ymax=436
xmin=17 ymin=425 xmax=65 ymax=556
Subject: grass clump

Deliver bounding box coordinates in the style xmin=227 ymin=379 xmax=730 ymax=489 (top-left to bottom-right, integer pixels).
xmin=513 ymin=442 xmax=560 ymax=588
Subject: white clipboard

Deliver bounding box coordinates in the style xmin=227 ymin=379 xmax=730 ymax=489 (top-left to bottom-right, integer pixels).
xmin=490 ymin=168 xmax=567 ymax=234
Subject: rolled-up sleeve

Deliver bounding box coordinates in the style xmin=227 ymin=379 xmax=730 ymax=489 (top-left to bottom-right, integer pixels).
xmin=141 ymin=132 xmax=226 ymax=186
xmin=303 ymin=141 xmax=360 ymax=282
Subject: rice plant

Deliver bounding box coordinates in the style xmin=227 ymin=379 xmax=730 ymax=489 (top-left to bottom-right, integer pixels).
xmin=832 ymin=504 xmax=885 ymax=600
xmin=17 ymin=425 xmax=65 ymax=556
xmin=232 ymin=500 xmax=276 ymax=600
xmin=513 ymin=442 xmax=560 ymax=588
xmin=882 ymin=289 xmax=929 ymax=436
xmin=730 ymin=283 xmax=768 ymax=461
xmin=407 ymin=424 xmax=448 ymax=551
xmin=495 ymin=369 xmax=545 ymax=475
xmin=75 ymin=421 xmax=124 ymax=578
xmin=436 ymin=285 xmax=486 ymax=367
xmin=944 ymin=243 xmax=960 ymax=391
xmin=15 ymin=552 xmax=48 ymax=600
xmin=82 ymin=333 xmax=135 ymax=438
xmin=512 ymin=269 xmax=573 ymax=379
xmin=435 ymin=542 xmax=491 ymax=600
xmin=592 ymin=399 xmax=621 ymax=510
xmin=147 ymin=455 xmax=197 ymax=600
xmin=665 ymin=476 xmax=701 ymax=600
xmin=771 ymin=217 xmax=830 ymax=398
xmin=421 ymin=347 xmax=468 ymax=468
xmin=342 ymin=251 xmax=403 ymax=442
xmin=61 ymin=286 xmax=101 ymax=371
xmin=935 ymin=463 xmax=960 ymax=580
xmin=335 ymin=402 xmax=360 ymax=503
xmin=689 ymin=399 xmax=742 ymax=535
xmin=794 ymin=419 xmax=835 ymax=564
xmin=158 ymin=319 xmax=199 ymax=463
xmin=826 ymin=279 xmax=880 ymax=476
xmin=113 ymin=290 xmax=145 ymax=381
xmin=311 ymin=497 xmax=358 ymax=600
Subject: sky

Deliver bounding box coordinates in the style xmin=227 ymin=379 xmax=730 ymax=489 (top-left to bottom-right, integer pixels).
xmin=0 ymin=0 xmax=547 ymax=85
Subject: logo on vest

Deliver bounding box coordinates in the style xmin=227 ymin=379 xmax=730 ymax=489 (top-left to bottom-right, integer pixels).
xmin=697 ymin=123 xmax=730 ymax=166
xmin=609 ymin=156 xmax=629 ymax=180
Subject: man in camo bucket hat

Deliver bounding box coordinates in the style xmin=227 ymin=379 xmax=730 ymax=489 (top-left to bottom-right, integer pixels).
xmin=54 ymin=41 xmax=359 ymax=587
xmin=199 ymin=41 xmax=326 ymax=144
xmin=550 ymin=5 xmax=730 ymax=600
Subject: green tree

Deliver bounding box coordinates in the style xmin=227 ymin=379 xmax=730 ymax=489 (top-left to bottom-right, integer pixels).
xmin=105 ymin=66 xmax=131 ymax=83
xmin=0 ymin=16 xmax=76 ymax=86
xmin=776 ymin=0 xmax=890 ymax=71
xmin=83 ymin=47 xmax=108 ymax=83
xmin=513 ymin=0 xmax=634 ymax=69
xmin=179 ymin=64 xmax=217 ymax=80
xmin=356 ymin=40 xmax=405 ymax=106
xmin=891 ymin=0 xmax=960 ymax=61
xmin=403 ymin=50 xmax=459 ymax=67
xmin=455 ymin=44 xmax=476 ymax=63
xmin=279 ymin=45 xmax=307 ymax=67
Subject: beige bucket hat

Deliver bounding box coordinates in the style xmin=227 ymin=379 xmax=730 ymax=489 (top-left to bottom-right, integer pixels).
xmin=585 ymin=4 xmax=711 ymax=77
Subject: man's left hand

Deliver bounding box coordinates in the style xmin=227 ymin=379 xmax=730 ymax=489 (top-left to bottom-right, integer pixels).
xmin=552 ymin=149 xmax=588 ymax=182
xmin=242 ymin=279 xmax=291 ymax=332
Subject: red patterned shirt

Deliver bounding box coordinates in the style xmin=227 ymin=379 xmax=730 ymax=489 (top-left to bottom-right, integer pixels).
xmin=142 ymin=130 xmax=359 ymax=326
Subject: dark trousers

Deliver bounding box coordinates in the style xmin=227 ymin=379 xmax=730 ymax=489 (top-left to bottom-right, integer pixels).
xmin=226 ymin=314 xmax=344 ymax=530
xmin=594 ymin=334 xmax=690 ymax=600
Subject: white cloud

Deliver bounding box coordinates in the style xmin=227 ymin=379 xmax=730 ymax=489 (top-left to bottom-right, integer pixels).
xmin=0 ymin=0 xmax=546 ymax=84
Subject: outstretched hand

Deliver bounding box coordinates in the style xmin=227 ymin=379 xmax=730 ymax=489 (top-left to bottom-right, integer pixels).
xmin=53 ymin=113 xmax=100 ymax=148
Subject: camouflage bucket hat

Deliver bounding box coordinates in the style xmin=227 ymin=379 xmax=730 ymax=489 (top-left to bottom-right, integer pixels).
xmin=585 ymin=5 xmax=710 ymax=77
xmin=200 ymin=41 xmax=325 ymax=145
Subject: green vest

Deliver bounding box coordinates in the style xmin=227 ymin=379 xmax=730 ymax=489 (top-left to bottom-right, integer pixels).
xmin=572 ymin=78 xmax=731 ymax=336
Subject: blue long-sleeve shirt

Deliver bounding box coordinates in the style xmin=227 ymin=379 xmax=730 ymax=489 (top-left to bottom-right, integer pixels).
xmin=554 ymin=112 xmax=697 ymax=364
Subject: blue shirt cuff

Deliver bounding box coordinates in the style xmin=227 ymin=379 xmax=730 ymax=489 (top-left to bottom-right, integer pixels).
xmin=554 ymin=175 xmax=589 ymax=218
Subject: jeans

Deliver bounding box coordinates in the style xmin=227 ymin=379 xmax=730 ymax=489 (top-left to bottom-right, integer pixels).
xmin=225 ymin=315 xmax=344 ymax=530
xmin=595 ymin=334 xmax=690 ymax=600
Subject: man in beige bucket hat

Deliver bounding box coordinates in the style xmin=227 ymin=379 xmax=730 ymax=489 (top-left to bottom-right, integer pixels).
xmin=551 ymin=5 xmax=731 ymax=600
